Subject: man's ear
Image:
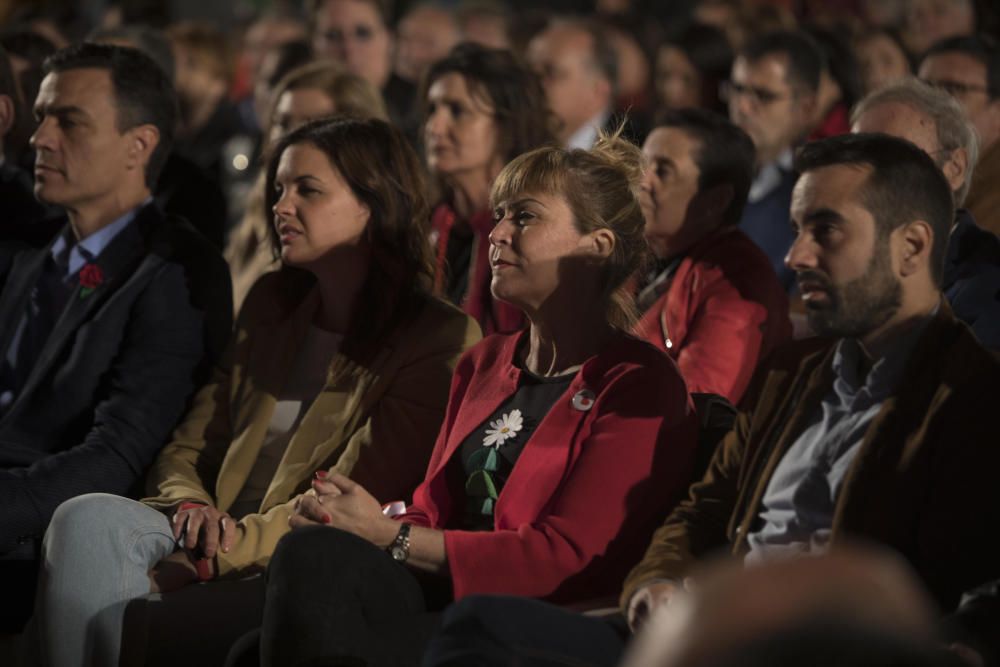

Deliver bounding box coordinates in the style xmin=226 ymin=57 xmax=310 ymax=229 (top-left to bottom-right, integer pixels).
xmin=941 ymin=146 xmax=968 ymax=200
xmin=897 ymin=219 xmax=934 ymax=278
xmin=0 ymin=94 xmax=15 ymax=140
xmin=126 ymin=124 xmax=160 ymax=172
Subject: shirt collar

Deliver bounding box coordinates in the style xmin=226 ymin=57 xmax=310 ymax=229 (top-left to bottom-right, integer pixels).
xmin=748 ymin=148 xmax=794 ymax=203
xmin=50 ymin=198 xmax=152 ymax=278
xmin=566 ymin=110 xmax=610 ymax=151
xmin=831 ymin=301 xmax=939 ymax=402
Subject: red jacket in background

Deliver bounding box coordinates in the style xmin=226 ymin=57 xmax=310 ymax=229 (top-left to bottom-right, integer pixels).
xmin=634 ymin=226 xmax=792 ymax=405
xmin=430 ymin=204 xmax=524 ymax=335
xmin=400 ymin=331 xmax=699 ymax=604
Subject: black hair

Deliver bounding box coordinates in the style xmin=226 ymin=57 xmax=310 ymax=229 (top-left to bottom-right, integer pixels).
xmin=805 ymin=24 xmax=862 ymax=108
xmin=740 ymin=30 xmax=824 ymax=94
xmin=661 ymin=22 xmax=734 ymax=114
xmin=920 ymin=34 xmax=1000 ymax=99
xmin=656 ymin=108 xmax=755 ymax=227
xmin=794 ymin=133 xmax=954 ymax=287
xmin=43 ymin=42 xmax=178 ymax=189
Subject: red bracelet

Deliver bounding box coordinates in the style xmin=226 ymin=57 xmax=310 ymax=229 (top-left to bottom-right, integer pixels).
xmin=176 ymin=502 xmax=215 ymax=582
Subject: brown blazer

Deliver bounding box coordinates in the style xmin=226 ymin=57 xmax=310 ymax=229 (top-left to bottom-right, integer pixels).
xmin=622 ymin=302 xmax=1000 ymax=612
xmin=142 ymin=272 xmax=482 ymax=578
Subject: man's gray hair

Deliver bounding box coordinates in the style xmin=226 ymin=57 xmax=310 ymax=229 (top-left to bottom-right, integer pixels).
xmin=851 ymin=77 xmax=979 ymax=207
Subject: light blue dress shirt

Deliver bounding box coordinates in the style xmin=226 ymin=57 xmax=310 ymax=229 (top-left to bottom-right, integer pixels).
xmin=745 ymin=312 xmax=934 ymax=564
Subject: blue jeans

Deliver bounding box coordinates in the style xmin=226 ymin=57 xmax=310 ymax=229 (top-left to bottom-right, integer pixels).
xmin=35 ymin=493 xmax=177 ymax=667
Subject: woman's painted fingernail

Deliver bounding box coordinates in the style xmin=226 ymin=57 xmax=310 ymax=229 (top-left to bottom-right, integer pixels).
xmin=321 ymin=515 xmax=331 ymax=524
xmin=315 ymin=470 xmax=327 ymax=479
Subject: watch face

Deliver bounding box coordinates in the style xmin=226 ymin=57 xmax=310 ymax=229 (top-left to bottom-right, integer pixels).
xmin=391 ymin=546 xmax=406 ymax=562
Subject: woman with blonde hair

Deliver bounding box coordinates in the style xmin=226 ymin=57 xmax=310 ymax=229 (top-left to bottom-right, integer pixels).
xmin=225 ymin=60 xmax=388 ymax=311
xmin=235 ymin=132 xmax=700 ymax=666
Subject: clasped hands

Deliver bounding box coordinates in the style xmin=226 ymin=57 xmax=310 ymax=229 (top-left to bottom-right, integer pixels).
xmin=290 ymin=471 xmax=399 ymax=548
xmin=150 ymin=502 xmax=235 ymax=593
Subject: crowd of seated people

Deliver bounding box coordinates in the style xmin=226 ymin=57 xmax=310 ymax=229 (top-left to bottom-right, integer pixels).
xmin=0 ymin=1 xmax=998 ymax=666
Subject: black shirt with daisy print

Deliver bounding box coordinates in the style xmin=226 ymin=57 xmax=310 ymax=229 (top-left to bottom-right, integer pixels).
xmin=456 ymin=367 xmax=575 ymax=531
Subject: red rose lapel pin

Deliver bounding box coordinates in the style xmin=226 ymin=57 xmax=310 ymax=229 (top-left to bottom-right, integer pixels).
xmin=78 ymin=263 xmax=104 ymax=298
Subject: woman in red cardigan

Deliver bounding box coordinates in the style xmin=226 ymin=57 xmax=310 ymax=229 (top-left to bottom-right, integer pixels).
xmin=236 ymin=135 xmax=700 ymax=667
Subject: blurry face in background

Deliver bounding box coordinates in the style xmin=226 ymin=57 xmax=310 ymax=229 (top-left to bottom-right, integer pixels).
xmin=856 ymin=33 xmax=911 ymax=94
xmin=459 ymin=13 xmax=510 ymax=51
xmin=727 ymin=54 xmax=812 ymax=166
xmin=905 ymin=0 xmax=975 ymax=55
xmin=528 ymin=25 xmax=610 ymax=144
xmin=269 ymin=88 xmax=337 ymax=145
xmin=313 ymin=0 xmax=392 ymax=89
xmin=920 ymin=52 xmax=1000 ymax=148
xmin=656 ymin=46 xmax=702 ymax=110
xmin=640 ymin=127 xmax=706 ymax=259
xmin=395 ymin=6 xmax=460 ymax=84
xmin=424 ymin=72 xmax=501 ymax=183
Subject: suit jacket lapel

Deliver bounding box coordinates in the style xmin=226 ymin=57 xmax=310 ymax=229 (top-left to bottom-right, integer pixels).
xmin=0 ymin=241 xmax=52 ymax=354
xmin=19 ymin=213 xmax=150 ymax=400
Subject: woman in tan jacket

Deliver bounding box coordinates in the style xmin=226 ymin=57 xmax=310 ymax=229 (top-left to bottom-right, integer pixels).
xmin=33 ymin=117 xmax=480 ymax=667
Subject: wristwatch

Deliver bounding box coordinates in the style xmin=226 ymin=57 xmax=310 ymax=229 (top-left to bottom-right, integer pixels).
xmin=388 ymin=523 xmax=411 ymax=563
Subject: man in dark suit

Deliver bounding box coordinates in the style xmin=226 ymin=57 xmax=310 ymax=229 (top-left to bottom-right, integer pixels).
xmin=0 ymin=43 xmax=231 ymax=627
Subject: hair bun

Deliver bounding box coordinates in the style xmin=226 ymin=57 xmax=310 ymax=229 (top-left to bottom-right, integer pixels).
xmin=589 ymin=122 xmax=644 ymax=192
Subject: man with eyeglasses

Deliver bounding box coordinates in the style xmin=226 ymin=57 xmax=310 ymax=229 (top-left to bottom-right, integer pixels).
xmin=852 ymin=77 xmax=1000 ymax=349
xmin=918 ymin=36 xmax=1000 ymax=238
xmin=723 ymin=31 xmax=822 ymax=292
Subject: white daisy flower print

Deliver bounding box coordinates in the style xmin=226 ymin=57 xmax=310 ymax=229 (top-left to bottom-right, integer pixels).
xmin=483 ymin=409 xmax=524 ymax=447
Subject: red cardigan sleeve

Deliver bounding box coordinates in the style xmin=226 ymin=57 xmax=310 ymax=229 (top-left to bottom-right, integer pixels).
xmin=442 ymin=364 xmax=697 ymax=602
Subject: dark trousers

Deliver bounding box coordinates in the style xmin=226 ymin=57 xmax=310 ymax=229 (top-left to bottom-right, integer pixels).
xmin=243 ymin=526 xmax=447 ymax=667
xmin=422 ymin=595 xmax=630 ymax=667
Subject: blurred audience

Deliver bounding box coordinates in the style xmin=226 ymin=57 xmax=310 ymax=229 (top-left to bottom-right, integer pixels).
xmin=852 ymin=78 xmax=1000 ymax=349
xmin=804 ymin=25 xmax=861 ymax=140
xmin=168 ymin=20 xmax=256 ymax=207
xmin=395 ymin=2 xmax=461 ymax=85
xmin=654 ymin=23 xmax=733 ymax=116
xmin=309 ymin=0 xmax=419 ymax=142
xmin=854 ymin=27 xmax=913 ymax=95
xmin=227 ymin=60 xmax=388 ymax=312
xmin=724 ymin=30 xmax=822 ymax=290
xmin=905 ymin=0 xmax=976 ymax=55
xmin=456 ymin=0 xmax=511 ymax=50
xmin=528 ymin=19 xmax=617 ymax=149
xmin=635 ymin=109 xmax=791 ymax=403
xmin=423 ymin=43 xmax=553 ymax=334
xmin=0 ymin=44 xmax=54 ymax=246
xmin=919 ymin=35 xmax=1000 ymax=236
xmin=236 ymin=10 xmax=307 ymax=130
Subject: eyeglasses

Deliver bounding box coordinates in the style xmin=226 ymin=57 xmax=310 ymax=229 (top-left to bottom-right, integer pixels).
xmin=921 ymin=78 xmax=995 ymax=99
xmin=719 ymin=80 xmax=792 ymax=107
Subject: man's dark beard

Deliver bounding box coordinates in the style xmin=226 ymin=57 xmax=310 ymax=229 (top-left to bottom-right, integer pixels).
xmin=801 ymin=240 xmax=902 ymax=339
